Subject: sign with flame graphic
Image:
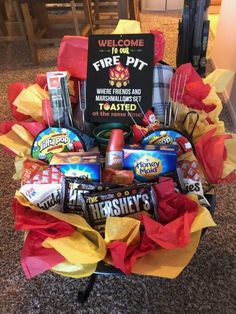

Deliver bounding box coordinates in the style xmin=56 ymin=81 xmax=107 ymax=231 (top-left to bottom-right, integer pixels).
xmin=86 ymin=34 xmax=154 ymax=123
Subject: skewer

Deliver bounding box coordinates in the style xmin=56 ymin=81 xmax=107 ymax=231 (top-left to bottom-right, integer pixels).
xmin=164 ymin=76 xmax=172 ymax=127
xmin=165 ymin=74 xmax=178 ymax=127
xmin=173 ymin=74 xmax=182 ymax=122
xmin=174 ymin=74 xmax=187 ymax=122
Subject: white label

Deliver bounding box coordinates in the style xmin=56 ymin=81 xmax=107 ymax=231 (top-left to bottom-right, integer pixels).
xmin=105 ymin=151 xmax=123 ymax=169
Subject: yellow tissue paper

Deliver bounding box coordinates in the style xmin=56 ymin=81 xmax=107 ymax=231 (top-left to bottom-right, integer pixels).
xmin=13 ymin=84 xmax=49 ymax=121
xmin=43 ymin=231 xmax=103 ymax=264
xmin=103 ymin=197 xmax=216 ymax=279
xmin=132 ymin=205 xmax=216 ymax=278
xmin=12 ymin=156 xmax=26 ymax=180
xmin=113 ymin=19 xmax=141 ymax=34
xmin=15 ymin=191 xmax=215 ymax=279
xmin=204 ymin=69 xmax=235 ymax=93
xmin=51 ymin=261 xmax=97 ymax=278
xmin=15 ymin=191 xmax=106 ymax=266
xmin=11 ymin=124 xmax=34 ymax=145
xmin=0 ymin=130 xmax=31 ymax=157
xmin=105 ymin=216 xmax=140 ymax=246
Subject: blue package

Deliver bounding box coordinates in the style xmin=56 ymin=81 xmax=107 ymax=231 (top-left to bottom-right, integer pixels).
xmin=50 ymin=152 xmax=101 ymax=181
xmin=122 ymin=145 xmax=177 ymax=182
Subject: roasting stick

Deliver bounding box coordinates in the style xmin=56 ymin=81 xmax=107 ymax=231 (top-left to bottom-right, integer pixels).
xmin=164 ymin=77 xmax=172 ymax=127
xmin=174 ymin=74 xmax=187 ymax=123
xmin=165 ymin=74 xmax=178 ymax=127
xmin=173 ymin=74 xmax=182 ymax=122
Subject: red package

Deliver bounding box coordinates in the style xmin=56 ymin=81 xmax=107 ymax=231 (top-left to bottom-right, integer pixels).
xmin=153 ymin=178 xmax=175 ymax=200
xmin=132 ymin=125 xmax=148 ymax=143
xmin=42 ymin=99 xmax=53 ymax=126
xmin=150 ymin=30 xmax=165 ymax=63
xmin=57 ymin=36 xmax=88 ymax=80
xmin=21 ymin=158 xmax=64 ymax=185
xmin=102 ymin=168 xmax=134 ymax=185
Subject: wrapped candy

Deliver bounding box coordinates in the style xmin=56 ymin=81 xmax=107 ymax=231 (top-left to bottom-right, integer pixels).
xmin=141 ymin=109 xmax=160 ymax=129
xmin=102 ymin=168 xmax=134 ymax=185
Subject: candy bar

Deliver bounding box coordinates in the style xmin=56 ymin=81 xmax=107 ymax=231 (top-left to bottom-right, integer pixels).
xmin=61 ymin=177 xmax=111 ymax=216
xmin=84 ymin=185 xmax=156 ymax=234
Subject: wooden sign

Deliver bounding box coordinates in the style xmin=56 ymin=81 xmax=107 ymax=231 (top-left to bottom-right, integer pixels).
xmin=86 ymin=34 xmax=154 ymax=124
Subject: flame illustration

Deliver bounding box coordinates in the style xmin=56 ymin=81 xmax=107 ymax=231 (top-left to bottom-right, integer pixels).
xmin=109 ymin=63 xmax=130 ymax=87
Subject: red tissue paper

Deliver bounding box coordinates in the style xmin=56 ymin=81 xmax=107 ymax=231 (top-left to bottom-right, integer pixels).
xmin=195 ymin=127 xmax=232 ymax=184
xmin=57 ymin=36 xmax=88 ymax=80
xmin=12 ymin=200 xmax=75 ymax=278
xmin=0 ymin=121 xmax=45 ymax=138
xmin=107 ymin=178 xmax=199 ymax=274
xmin=12 ymin=200 xmax=75 ymax=238
xmin=171 ymin=63 xmax=216 ymax=113
xmin=107 ymin=232 xmax=156 ymax=275
xmin=150 ymin=30 xmax=165 ymax=63
xmin=21 ymin=231 xmax=65 ymax=279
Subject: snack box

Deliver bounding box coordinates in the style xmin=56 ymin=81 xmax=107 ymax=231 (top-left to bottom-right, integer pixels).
xmin=50 ymin=152 xmax=101 ymax=181
xmin=122 ymin=144 xmax=177 ymax=182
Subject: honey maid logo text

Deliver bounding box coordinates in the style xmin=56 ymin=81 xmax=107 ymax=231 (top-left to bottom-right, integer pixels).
xmin=134 ymin=156 xmax=162 ymax=178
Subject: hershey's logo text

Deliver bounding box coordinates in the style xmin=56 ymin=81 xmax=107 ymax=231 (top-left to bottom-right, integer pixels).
xmin=89 ymin=193 xmax=151 ymax=220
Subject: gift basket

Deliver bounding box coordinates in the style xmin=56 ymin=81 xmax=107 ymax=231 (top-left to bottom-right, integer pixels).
xmin=0 ymin=20 xmax=235 ymax=303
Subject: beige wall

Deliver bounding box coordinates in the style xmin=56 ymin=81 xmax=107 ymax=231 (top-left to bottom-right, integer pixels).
xmin=211 ymin=0 xmax=236 ymax=119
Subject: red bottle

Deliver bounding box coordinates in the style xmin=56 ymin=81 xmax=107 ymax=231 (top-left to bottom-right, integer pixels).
xmin=105 ymin=129 xmax=124 ymax=170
